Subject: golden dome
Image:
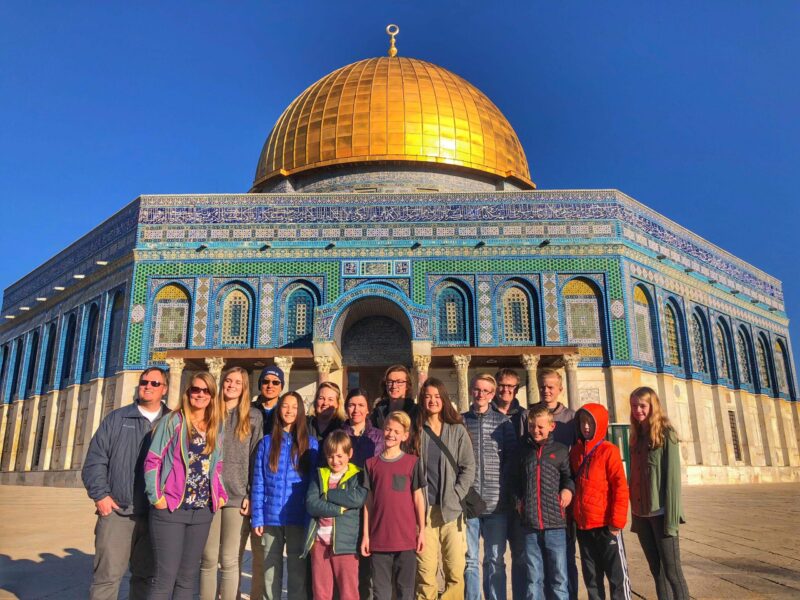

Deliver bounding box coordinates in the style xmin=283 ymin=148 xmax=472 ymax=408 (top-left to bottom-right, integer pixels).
xmin=252 ymin=56 xmax=534 ymax=190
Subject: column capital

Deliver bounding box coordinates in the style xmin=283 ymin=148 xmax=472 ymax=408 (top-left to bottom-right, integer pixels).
xmin=520 ymin=354 xmax=541 ymax=370
xmin=413 ymin=354 xmax=432 ymax=370
xmin=563 ymin=353 xmax=582 ymax=371
xmin=313 ymin=355 xmax=334 ymax=374
xmin=274 ymin=356 xmax=295 ymax=372
xmin=452 ymin=354 xmax=471 ymax=369
xmin=204 ymin=357 xmax=226 ymax=377
xmin=165 ymin=357 xmax=186 ymax=371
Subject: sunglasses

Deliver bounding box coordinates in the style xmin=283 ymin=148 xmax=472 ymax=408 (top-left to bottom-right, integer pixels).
xmin=261 ymin=379 xmax=282 ymax=387
xmin=189 ymin=386 xmax=211 ymax=395
xmin=139 ymin=380 xmax=163 ymax=388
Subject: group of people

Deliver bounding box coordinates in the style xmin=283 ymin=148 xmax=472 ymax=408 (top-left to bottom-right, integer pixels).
xmin=82 ymin=362 xmax=690 ymax=600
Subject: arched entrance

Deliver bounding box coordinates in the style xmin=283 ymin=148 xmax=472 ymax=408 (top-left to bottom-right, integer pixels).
xmin=336 ymin=296 xmax=413 ymax=400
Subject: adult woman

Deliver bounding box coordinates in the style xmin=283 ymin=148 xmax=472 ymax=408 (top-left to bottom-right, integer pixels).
xmin=629 ymin=386 xmax=689 ymax=600
xmin=308 ymin=381 xmax=346 ymax=443
xmin=144 ymin=372 xmax=227 ymax=600
xmin=251 ymin=391 xmax=318 ymax=600
xmin=200 ymin=367 xmax=263 ymax=600
xmin=415 ymin=378 xmax=475 ymax=600
xmin=342 ymin=388 xmax=384 ymax=468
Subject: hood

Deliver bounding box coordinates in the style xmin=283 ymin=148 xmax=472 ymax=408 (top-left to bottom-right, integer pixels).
xmin=575 ymin=403 xmax=609 ymax=449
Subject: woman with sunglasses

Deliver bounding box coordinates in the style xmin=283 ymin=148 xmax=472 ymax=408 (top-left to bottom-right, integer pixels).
xmin=144 ymin=371 xmax=227 ymax=600
xmin=308 ymin=381 xmax=346 ymax=443
xmin=251 ymin=391 xmax=318 ymax=600
xmin=200 ymin=367 xmax=264 ymax=600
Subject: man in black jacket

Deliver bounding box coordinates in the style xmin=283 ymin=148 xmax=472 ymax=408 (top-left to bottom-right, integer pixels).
xmin=81 ymin=367 xmax=168 ymax=600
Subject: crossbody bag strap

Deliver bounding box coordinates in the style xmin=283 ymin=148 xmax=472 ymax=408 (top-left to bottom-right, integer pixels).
xmin=423 ymin=424 xmax=459 ymax=472
xmin=575 ymin=440 xmax=604 ymax=480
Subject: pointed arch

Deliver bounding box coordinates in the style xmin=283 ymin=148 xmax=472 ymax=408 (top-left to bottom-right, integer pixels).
xmin=217 ymin=283 xmax=255 ymax=347
xmin=23 ymin=329 xmax=40 ymax=399
xmin=498 ymin=279 xmax=539 ymax=344
xmin=690 ymin=310 xmax=711 ymax=375
xmin=103 ymin=292 xmax=125 ymax=376
xmin=434 ymin=280 xmax=472 ymax=346
xmin=663 ymin=301 xmax=683 ymax=368
xmin=712 ymin=318 xmax=733 ymax=382
xmin=283 ymin=284 xmax=319 ymax=347
xmin=774 ymin=340 xmax=792 ymax=397
xmin=734 ymin=327 xmax=754 ymax=387
xmin=8 ymin=338 xmax=24 ymax=401
xmin=80 ymin=303 xmax=101 ymax=383
xmin=562 ymin=277 xmax=606 ymax=361
xmin=40 ymin=322 xmax=58 ymax=392
xmin=151 ymin=283 xmax=191 ymax=350
xmin=755 ymin=333 xmax=772 ymax=393
xmin=632 ymin=285 xmax=658 ymax=365
xmin=60 ymin=313 xmax=78 ymax=387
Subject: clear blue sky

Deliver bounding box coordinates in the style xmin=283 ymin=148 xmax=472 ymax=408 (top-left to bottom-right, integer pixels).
xmin=1 ymin=1 xmax=798 ymax=357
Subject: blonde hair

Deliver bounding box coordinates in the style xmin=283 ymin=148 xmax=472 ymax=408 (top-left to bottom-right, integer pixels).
xmin=529 ymin=403 xmax=554 ymax=423
xmin=470 ymin=372 xmax=497 ymax=391
xmin=385 ymin=410 xmax=411 ymax=432
xmin=179 ymin=372 xmax=222 ymax=455
xmin=311 ymin=381 xmax=346 ymax=421
xmin=629 ymin=386 xmax=674 ymax=449
xmin=221 ymin=367 xmax=251 ymax=442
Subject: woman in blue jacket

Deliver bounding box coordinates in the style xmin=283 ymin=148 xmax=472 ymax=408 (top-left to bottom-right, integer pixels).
xmin=251 ymin=391 xmax=318 ymax=600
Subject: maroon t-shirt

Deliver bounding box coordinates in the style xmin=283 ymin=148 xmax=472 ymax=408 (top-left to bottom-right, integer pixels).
xmin=364 ymin=452 xmax=425 ymax=552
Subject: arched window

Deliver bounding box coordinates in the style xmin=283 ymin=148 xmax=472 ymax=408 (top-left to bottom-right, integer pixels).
xmin=9 ymin=338 xmax=24 ymax=401
xmin=221 ymin=289 xmax=251 ymax=346
xmin=153 ymin=284 xmax=191 ymax=349
xmin=756 ymin=336 xmax=772 ymax=391
xmin=436 ymin=286 xmax=469 ymax=345
xmin=40 ymin=323 xmax=57 ymax=391
xmin=104 ymin=293 xmax=124 ymax=376
xmin=690 ymin=313 xmax=709 ymax=374
xmin=774 ymin=341 xmax=790 ymax=394
xmin=713 ymin=322 xmax=731 ymax=380
xmin=81 ymin=304 xmax=101 ymax=382
xmin=0 ymin=345 xmax=8 ymax=401
xmin=502 ymin=286 xmax=533 ymax=343
xmin=60 ymin=314 xmax=78 ymax=387
xmin=633 ymin=286 xmax=656 ymax=364
xmin=664 ymin=304 xmax=681 ymax=367
xmin=287 ymin=288 xmax=315 ymax=347
xmin=23 ymin=330 xmax=40 ymax=399
xmin=562 ymin=279 xmax=604 ymax=359
xmin=735 ymin=329 xmax=752 ymax=386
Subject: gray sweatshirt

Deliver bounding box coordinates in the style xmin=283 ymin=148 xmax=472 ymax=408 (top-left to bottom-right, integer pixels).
xmin=222 ymin=406 xmax=264 ymax=508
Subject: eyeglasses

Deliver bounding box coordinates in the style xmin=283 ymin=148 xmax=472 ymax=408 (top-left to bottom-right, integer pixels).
xmin=386 ymin=380 xmax=407 ymax=387
xmin=471 ymin=388 xmax=494 ymax=396
xmin=189 ymin=386 xmax=211 ymax=395
xmin=261 ymin=379 xmax=282 ymax=387
xmin=139 ymin=380 xmax=163 ymax=388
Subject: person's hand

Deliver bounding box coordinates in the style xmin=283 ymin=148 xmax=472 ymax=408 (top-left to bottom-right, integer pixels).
xmin=360 ymin=536 xmax=370 ymax=557
xmin=240 ymin=498 xmax=250 ymax=516
xmin=559 ymin=489 xmax=573 ymax=509
xmin=253 ymin=526 xmax=264 ymax=537
xmin=95 ymin=496 xmax=119 ymax=517
xmin=153 ymin=498 xmax=167 ymax=510
xmin=608 ymin=527 xmax=621 ymax=536
xmin=416 ymin=532 xmax=425 ymax=553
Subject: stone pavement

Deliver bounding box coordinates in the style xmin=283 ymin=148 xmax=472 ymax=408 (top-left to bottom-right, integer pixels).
xmin=0 ymin=483 xmax=798 ymax=599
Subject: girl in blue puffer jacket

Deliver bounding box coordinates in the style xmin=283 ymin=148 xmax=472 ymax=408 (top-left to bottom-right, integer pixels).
xmin=251 ymin=391 xmax=318 ymax=600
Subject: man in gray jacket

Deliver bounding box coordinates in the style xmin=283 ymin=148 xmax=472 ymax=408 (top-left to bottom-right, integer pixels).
xmin=81 ymin=366 xmax=168 ymax=600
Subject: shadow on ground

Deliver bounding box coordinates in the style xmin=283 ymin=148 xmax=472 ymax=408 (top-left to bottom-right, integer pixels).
xmin=0 ymin=548 xmax=92 ymax=599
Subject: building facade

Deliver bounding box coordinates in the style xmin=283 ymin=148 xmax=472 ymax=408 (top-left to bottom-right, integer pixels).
xmin=1 ymin=49 xmax=797 ymax=487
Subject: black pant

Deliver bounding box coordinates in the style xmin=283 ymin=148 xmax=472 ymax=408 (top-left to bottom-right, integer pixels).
xmin=632 ymin=515 xmax=689 ymax=600
xmin=149 ymin=506 xmax=214 ymax=600
xmin=576 ymin=527 xmax=631 ymax=600
xmin=370 ymin=550 xmax=415 ymax=600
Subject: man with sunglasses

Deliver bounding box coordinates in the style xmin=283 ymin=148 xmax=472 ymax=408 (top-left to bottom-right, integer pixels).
xmin=82 ymin=367 xmax=168 ymax=600
xmin=251 ymin=365 xmax=284 ymax=434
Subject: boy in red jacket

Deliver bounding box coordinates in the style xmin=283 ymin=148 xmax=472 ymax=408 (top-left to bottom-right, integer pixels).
xmin=569 ymin=403 xmax=630 ymax=600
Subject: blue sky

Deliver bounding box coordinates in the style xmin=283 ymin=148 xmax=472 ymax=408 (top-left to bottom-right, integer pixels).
xmin=1 ymin=1 xmax=798 ymax=356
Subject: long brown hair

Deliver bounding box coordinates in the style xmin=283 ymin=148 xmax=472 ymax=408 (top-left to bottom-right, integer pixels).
xmin=179 ymin=372 xmax=222 ymax=455
xmin=629 ymin=386 xmax=675 ymax=449
xmin=221 ymin=367 xmax=251 ymax=442
xmin=414 ymin=378 xmax=464 ymax=455
xmin=268 ymin=391 xmax=311 ymax=474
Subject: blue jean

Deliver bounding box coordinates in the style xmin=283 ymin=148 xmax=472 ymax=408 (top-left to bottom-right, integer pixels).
xmin=523 ymin=527 xmax=568 ymax=600
xmin=508 ymin=510 xmax=527 ymax=600
xmin=465 ymin=513 xmax=507 ymax=600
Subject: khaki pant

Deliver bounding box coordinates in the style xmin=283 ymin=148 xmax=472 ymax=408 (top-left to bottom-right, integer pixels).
xmin=199 ymin=506 xmax=249 ymax=600
xmin=89 ymin=512 xmax=153 ymax=600
xmin=415 ymin=505 xmax=467 ymax=600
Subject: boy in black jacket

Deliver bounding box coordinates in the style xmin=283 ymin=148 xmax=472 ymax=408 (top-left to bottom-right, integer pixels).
xmin=514 ymin=404 xmax=575 ymax=600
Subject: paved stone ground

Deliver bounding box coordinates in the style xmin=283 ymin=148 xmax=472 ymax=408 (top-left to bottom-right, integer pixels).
xmin=0 ymin=483 xmax=798 ymax=599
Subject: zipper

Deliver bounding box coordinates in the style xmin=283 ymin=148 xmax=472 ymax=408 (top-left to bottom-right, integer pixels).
xmin=536 ymin=445 xmax=543 ymax=530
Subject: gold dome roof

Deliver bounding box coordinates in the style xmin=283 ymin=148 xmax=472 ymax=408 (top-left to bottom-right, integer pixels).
xmin=252 ymin=56 xmax=534 ymax=190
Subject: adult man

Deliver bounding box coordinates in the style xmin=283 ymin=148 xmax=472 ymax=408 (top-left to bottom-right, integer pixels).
xmin=536 ymin=368 xmax=578 ymax=600
xmin=251 ymin=365 xmax=284 ymax=434
xmin=491 ymin=368 xmax=528 ymax=599
xmin=82 ymin=366 xmax=168 ymax=600
xmin=369 ymin=364 xmax=417 ymax=430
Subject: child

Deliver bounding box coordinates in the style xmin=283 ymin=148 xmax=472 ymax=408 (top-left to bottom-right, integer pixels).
xmin=302 ymin=430 xmax=368 ymax=600
xmin=570 ymin=403 xmax=630 ymax=600
xmin=360 ymin=411 xmax=426 ymax=600
xmin=514 ymin=403 xmax=574 ymax=600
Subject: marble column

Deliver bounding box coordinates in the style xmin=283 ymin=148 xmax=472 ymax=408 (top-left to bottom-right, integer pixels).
xmin=204 ymin=357 xmax=226 ymax=388
xmin=564 ymin=353 xmax=582 ymax=411
xmin=165 ymin=358 xmax=185 ymax=410
xmin=413 ymin=354 xmax=432 ymax=391
xmin=452 ymin=354 xmax=472 ymax=412
xmin=314 ymin=356 xmax=333 ymax=384
xmin=274 ymin=356 xmax=294 ymax=390
xmin=520 ymin=354 xmax=541 ymax=408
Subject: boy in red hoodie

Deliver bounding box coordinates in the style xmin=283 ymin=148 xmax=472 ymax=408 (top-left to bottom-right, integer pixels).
xmin=569 ymin=403 xmax=630 ymax=600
